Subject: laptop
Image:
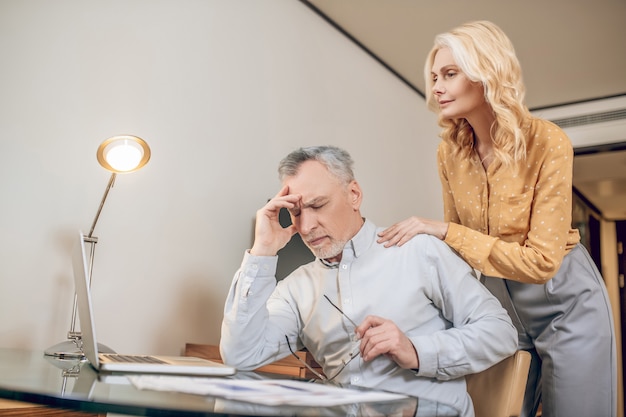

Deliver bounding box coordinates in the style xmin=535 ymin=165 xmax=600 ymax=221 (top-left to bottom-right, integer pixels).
xmin=72 ymin=230 xmax=236 ymax=376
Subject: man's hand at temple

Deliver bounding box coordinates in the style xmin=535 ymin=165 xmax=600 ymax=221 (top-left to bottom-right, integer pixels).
xmin=250 ymin=185 xmax=300 ymax=257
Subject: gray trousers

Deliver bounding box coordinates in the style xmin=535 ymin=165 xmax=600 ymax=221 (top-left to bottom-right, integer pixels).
xmin=482 ymin=244 xmax=617 ymax=417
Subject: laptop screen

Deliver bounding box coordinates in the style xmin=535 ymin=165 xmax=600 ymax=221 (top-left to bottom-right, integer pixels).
xmin=72 ymin=230 xmax=102 ymax=367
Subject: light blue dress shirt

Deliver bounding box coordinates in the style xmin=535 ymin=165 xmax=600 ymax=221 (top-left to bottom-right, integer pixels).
xmin=221 ymin=219 xmax=517 ymax=416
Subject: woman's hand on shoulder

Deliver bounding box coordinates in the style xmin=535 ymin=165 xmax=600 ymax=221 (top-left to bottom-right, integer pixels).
xmin=377 ymin=216 xmax=449 ymax=247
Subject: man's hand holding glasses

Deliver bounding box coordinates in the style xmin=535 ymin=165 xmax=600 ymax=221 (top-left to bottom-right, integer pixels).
xmin=326 ymin=294 xmax=420 ymax=371
xmin=286 ymin=295 xmax=420 ymax=384
xmin=356 ymin=316 xmax=420 ymax=370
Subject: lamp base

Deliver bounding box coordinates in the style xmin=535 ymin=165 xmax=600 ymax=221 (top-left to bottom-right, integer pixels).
xmin=44 ymin=339 xmax=115 ymax=359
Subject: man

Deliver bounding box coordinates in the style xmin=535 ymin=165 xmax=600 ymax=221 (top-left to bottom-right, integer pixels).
xmin=220 ymin=146 xmax=517 ymax=416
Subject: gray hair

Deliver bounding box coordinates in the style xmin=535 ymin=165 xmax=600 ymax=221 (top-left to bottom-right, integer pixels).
xmin=278 ymin=146 xmax=355 ymax=185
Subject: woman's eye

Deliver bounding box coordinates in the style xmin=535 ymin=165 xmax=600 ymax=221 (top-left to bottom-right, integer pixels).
xmin=445 ymin=71 xmax=456 ymax=78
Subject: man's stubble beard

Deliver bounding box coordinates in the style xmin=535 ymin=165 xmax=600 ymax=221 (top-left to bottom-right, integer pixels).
xmin=304 ymin=237 xmax=346 ymax=260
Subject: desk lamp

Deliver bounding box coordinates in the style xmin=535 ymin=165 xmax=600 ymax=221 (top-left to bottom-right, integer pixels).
xmin=44 ymin=135 xmax=151 ymax=359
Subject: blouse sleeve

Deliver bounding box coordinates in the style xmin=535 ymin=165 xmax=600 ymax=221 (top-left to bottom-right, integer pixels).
xmin=440 ymin=126 xmax=578 ymax=284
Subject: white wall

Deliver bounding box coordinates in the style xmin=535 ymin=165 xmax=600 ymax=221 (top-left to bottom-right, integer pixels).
xmin=0 ymin=0 xmax=441 ymax=355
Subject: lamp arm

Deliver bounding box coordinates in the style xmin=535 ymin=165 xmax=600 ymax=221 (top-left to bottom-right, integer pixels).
xmin=88 ymin=173 xmax=117 ymax=238
xmin=65 ymin=173 xmax=116 ymax=345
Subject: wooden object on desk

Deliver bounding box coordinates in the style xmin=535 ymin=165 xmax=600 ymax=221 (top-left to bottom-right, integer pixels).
xmin=185 ymin=343 xmax=325 ymax=379
xmin=0 ymin=398 xmax=104 ymax=416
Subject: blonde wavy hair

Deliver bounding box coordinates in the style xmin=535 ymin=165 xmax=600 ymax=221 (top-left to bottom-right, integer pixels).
xmin=424 ymin=21 xmax=531 ymax=166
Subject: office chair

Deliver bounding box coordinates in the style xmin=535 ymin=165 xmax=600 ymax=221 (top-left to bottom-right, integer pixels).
xmin=466 ymin=350 xmax=531 ymax=417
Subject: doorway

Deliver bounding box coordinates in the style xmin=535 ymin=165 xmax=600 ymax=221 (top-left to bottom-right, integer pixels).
xmin=617 ymin=221 xmax=626 ymax=407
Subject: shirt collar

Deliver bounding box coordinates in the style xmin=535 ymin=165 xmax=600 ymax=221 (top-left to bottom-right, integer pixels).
xmin=319 ymin=218 xmax=376 ymax=267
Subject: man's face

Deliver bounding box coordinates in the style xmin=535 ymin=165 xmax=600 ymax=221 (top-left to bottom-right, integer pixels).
xmin=283 ymin=160 xmax=362 ymax=262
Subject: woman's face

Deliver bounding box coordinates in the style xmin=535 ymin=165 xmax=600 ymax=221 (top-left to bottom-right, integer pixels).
xmin=430 ymin=47 xmax=487 ymax=121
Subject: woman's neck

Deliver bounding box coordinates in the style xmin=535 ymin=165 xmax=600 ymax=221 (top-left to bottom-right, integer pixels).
xmin=467 ymin=109 xmax=496 ymax=168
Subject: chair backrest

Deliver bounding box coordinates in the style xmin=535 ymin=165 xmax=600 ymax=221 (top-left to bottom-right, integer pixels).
xmin=466 ymin=350 xmax=531 ymax=417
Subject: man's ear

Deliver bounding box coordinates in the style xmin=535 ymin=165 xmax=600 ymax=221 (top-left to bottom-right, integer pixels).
xmin=349 ymin=180 xmax=363 ymax=210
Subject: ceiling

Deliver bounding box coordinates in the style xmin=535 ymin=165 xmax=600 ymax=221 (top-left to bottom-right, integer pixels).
xmin=303 ymin=0 xmax=626 ymax=221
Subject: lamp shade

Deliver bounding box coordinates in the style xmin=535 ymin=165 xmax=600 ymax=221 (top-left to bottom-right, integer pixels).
xmin=96 ymin=135 xmax=151 ymax=173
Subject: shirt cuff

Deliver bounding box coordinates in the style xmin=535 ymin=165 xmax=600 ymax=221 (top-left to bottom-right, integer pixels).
xmin=443 ymin=222 xmax=466 ymax=252
xmin=241 ymin=250 xmax=279 ymax=278
xmin=410 ymin=336 xmax=437 ymax=378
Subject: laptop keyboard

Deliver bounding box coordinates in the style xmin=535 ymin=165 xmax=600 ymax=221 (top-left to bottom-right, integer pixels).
xmin=102 ymin=354 xmax=167 ymax=364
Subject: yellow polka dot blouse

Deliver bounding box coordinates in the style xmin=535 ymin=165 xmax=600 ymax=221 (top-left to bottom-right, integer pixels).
xmin=439 ymin=117 xmax=580 ymax=284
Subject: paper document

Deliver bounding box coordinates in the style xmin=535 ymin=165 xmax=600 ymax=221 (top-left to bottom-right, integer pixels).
xmin=128 ymin=375 xmax=407 ymax=406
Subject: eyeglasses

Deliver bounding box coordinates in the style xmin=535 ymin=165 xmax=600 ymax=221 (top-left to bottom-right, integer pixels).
xmin=285 ymin=294 xmax=361 ymax=383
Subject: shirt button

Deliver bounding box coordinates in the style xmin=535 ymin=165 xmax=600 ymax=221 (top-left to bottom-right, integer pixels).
xmin=351 ymin=376 xmax=361 ymax=384
xmin=343 ymin=298 xmax=351 ymax=304
xmin=341 ymin=264 xmax=348 ymax=269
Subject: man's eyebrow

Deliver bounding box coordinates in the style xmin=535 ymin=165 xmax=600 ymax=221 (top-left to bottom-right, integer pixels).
xmin=301 ymin=196 xmax=328 ymax=208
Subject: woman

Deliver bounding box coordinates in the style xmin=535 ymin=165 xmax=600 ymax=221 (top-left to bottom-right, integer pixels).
xmin=378 ymin=21 xmax=616 ymax=417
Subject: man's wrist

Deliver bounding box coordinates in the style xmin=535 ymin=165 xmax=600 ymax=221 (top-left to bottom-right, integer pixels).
xmin=250 ymin=246 xmax=277 ymax=257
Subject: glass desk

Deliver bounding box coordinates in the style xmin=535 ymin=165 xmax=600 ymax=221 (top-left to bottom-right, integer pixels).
xmin=0 ymin=348 xmax=461 ymax=416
